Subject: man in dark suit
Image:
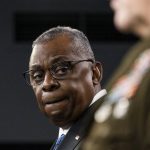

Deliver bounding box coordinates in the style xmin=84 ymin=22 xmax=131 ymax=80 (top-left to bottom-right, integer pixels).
xmin=23 ymin=26 xmax=106 ymax=150
xmin=81 ymin=0 xmax=150 ymax=149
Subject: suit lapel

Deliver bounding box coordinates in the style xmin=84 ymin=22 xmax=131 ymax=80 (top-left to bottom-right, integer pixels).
xmin=57 ymin=96 xmax=105 ymax=150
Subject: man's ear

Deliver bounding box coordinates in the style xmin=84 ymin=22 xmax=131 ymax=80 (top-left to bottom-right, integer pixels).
xmin=92 ymin=61 xmax=103 ymax=85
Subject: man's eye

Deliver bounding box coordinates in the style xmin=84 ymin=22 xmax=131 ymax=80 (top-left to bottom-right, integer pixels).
xmin=54 ymin=66 xmax=70 ymax=75
xmin=31 ymin=72 xmax=44 ymax=83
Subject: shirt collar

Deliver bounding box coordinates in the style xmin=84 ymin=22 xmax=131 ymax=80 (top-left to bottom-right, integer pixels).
xmin=90 ymin=89 xmax=107 ymax=106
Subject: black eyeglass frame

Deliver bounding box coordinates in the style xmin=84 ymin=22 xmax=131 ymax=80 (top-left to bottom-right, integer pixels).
xmin=22 ymin=59 xmax=94 ymax=86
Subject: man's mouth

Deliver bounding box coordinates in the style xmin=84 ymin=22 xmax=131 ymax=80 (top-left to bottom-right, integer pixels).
xmin=44 ymin=97 xmax=68 ymax=105
xmin=44 ymin=97 xmax=69 ymax=116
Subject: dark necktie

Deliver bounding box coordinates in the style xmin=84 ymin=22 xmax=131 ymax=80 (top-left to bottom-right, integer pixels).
xmin=53 ymin=134 xmax=65 ymax=150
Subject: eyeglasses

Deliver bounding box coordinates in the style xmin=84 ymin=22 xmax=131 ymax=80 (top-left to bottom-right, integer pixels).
xmin=22 ymin=59 xmax=94 ymax=86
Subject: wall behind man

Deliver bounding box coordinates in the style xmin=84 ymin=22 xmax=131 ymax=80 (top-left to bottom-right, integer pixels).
xmin=0 ymin=0 xmax=135 ymax=147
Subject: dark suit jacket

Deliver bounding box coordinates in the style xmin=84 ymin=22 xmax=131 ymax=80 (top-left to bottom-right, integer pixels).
xmin=81 ymin=38 xmax=150 ymax=150
xmin=50 ymin=96 xmax=105 ymax=150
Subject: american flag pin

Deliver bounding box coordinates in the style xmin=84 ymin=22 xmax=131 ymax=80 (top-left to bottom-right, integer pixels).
xmin=75 ymin=135 xmax=80 ymax=140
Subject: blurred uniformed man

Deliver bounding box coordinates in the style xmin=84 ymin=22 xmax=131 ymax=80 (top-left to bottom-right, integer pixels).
xmin=81 ymin=0 xmax=150 ymax=149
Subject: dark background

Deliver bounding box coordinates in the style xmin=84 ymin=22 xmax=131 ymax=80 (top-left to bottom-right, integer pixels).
xmin=0 ymin=0 xmax=137 ymax=149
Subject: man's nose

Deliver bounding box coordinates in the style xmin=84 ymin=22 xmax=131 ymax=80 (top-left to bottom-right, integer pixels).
xmin=42 ymin=71 xmax=60 ymax=92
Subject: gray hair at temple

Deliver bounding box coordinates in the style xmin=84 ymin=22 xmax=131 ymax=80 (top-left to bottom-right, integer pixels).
xmin=32 ymin=26 xmax=95 ymax=60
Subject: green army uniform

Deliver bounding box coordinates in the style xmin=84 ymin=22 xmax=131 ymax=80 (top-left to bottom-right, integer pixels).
xmin=81 ymin=37 xmax=150 ymax=150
